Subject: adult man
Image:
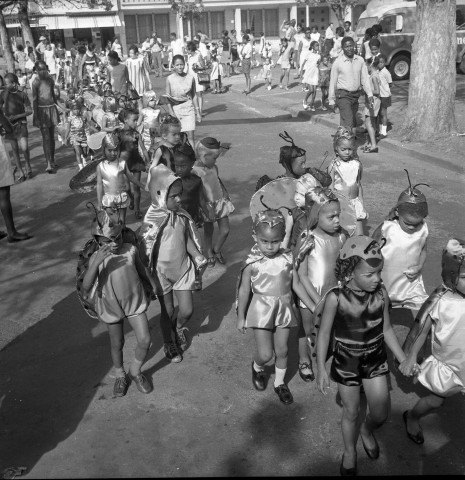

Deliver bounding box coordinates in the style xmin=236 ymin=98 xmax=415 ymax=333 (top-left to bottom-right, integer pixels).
xmin=328 ymin=37 xmax=374 ymax=133
xmin=344 ymin=21 xmax=357 ymax=42
xmin=293 ymin=24 xmax=305 ymax=72
xmin=324 ymin=22 xmax=335 ymax=55
xmin=35 ymin=36 xmax=48 ymax=62
xmin=150 ymin=32 xmax=164 ymax=77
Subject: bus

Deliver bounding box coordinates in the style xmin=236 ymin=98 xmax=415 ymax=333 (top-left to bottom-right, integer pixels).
xmin=355 ymin=0 xmax=465 ymax=80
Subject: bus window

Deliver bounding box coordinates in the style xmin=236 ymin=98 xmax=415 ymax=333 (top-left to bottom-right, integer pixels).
xmin=379 ymin=15 xmax=396 ymax=33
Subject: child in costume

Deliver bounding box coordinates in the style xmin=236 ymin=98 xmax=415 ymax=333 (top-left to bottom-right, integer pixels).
xmin=173 ymin=142 xmax=203 ymax=227
xmin=140 ymin=90 xmax=161 ymax=153
xmin=291 ymin=181 xmax=348 ymax=382
xmin=373 ymin=170 xmax=429 ymax=316
xmin=81 ymin=205 xmax=153 ymax=397
xmin=327 ymin=127 xmax=367 ymax=236
xmin=316 ymin=236 xmax=408 ymax=476
xmin=119 ymin=109 xmax=150 ymax=220
xmin=236 ymin=210 xmax=315 ymax=405
xmin=193 ymin=137 xmax=235 ymax=267
xmin=68 ymin=97 xmax=92 ymax=170
xmin=101 ymin=94 xmax=119 ymax=133
xmin=138 ymin=164 xmax=207 ymax=363
xmin=96 ymin=132 xmax=145 ymax=225
xmin=149 ymin=114 xmax=181 ymax=172
xmin=400 ymin=238 xmax=465 ymax=445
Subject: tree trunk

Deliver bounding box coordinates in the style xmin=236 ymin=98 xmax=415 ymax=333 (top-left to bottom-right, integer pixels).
xmin=0 ymin=10 xmax=15 ymax=74
xmin=330 ymin=4 xmax=346 ymax=27
xmin=401 ymin=0 xmax=457 ymax=140
xmin=18 ymin=0 xmax=35 ymax=50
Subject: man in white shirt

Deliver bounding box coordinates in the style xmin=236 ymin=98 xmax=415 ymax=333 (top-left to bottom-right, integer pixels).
xmin=324 ymin=22 xmax=335 ymax=55
xmin=170 ymin=32 xmax=185 ymax=57
xmin=310 ymin=26 xmax=321 ymax=44
xmin=141 ymin=36 xmax=152 ymax=68
xmin=150 ymin=32 xmax=163 ymax=77
xmin=344 ymin=21 xmax=357 ymax=42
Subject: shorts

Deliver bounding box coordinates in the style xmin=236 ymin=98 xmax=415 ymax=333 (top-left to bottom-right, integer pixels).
xmin=380 ymin=96 xmax=391 ymax=108
xmin=241 ymin=58 xmax=251 ymax=75
xmin=335 ymin=89 xmax=361 ymax=129
xmin=5 ymin=122 xmax=28 ymax=141
xmin=331 ymin=338 xmax=388 ymax=386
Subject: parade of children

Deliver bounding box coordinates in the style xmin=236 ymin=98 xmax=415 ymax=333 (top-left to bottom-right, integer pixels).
xmin=1 ymin=29 xmax=464 ymax=478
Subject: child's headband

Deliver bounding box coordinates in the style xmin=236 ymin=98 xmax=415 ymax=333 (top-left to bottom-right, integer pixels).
xmin=87 ymin=202 xmax=123 ymax=239
xmin=278 ymin=131 xmax=306 ymax=157
xmin=199 ymin=137 xmax=229 ymax=150
xmin=339 ymin=235 xmax=386 ymax=263
xmin=396 ymin=169 xmax=429 ymax=207
xmin=253 ymin=209 xmax=285 ymax=232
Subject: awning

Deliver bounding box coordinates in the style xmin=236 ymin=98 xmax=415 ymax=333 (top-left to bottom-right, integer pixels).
xmin=37 ymin=14 xmax=121 ymax=30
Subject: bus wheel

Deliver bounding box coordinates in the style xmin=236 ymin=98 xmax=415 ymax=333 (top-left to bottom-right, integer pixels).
xmin=390 ymin=54 xmax=411 ymax=81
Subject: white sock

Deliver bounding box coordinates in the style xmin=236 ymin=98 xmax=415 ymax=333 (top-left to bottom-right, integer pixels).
xmin=274 ymin=366 xmax=286 ymax=388
xmin=114 ymin=367 xmax=126 ymax=378
xmin=253 ymin=360 xmax=264 ymax=373
xmin=380 ymin=125 xmax=387 ymax=135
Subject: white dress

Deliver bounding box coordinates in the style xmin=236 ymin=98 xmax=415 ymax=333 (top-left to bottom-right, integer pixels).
xmin=303 ymin=52 xmax=320 ymax=86
xmin=380 ymin=220 xmax=429 ymax=310
xmin=187 ymin=52 xmax=205 ymax=92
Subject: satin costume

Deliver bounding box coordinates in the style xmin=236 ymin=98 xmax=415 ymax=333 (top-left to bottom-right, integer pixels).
xmin=328 ymin=157 xmax=367 ymax=235
xmin=90 ymin=243 xmax=148 ymax=324
xmin=192 ymin=163 xmax=235 ymax=222
xmin=379 ymin=220 xmax=429 ymax=309
xmin=97 ymin=159 xmax=131 ymax=208
xmin=138 ymin=165 xmax=203 ymax=296
xmin=140 ymin=107 xmax=160 ymax=152
xmin=237 ymin=245 xmax=298 ymax=330
xmin=322 ymin=285 xmax=389 ymax=386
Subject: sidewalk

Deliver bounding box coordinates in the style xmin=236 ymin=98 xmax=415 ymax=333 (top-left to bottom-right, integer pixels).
xmin=222 ymin=66 xmax=465 ymax=173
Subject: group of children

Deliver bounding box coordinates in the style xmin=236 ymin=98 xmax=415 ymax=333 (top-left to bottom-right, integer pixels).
xmin=77 ymin=116 xmax=465 ymax=475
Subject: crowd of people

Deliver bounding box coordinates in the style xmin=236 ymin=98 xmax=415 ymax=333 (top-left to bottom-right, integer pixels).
xmin=0 ymin=23 xmax=464 ymax=478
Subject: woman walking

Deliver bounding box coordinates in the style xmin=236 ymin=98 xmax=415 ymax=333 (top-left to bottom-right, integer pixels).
xmin=126 ymin=45 xmax=152 ymax=110
xmin=186 ymin=41 xmax=206 ymax=117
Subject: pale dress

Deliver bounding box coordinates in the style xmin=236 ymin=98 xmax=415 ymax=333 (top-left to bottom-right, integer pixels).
xmin=141 ymin=107 xmax=160 ymax=151
xmin=417 ymin=290 xmax=465 ymax=397
xmin=302 ymin=52 xmax=320 ymax=86
xmin=380 ymin=220 xmax=429 ymax=310
xmin=92 ymin=243 xmax=148 ymax=324
xmin=245 ymin=251 xmax=298 ymax=329
xmin=167 ymin=73 xmax=196 ymax=132
xmin=187 ymin=52 xmax=205 ymax=92
xmin=126 ymin=57 xmax=148 ymax=96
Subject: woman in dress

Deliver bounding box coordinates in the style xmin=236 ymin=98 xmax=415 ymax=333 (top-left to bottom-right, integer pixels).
xmin=125 ymin=45 xmax=152 ymax=111
xmin=185 ymin=41 xmax=206 ymax=118
xmin=165 ymin=54 xmax=201 ymax=147
xmin=220 ymin=30 xmax=231 ymax=78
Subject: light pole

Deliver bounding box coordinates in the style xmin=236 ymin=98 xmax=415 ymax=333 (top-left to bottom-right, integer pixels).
xmin=169 ymin=0 xmax=205 ymax=40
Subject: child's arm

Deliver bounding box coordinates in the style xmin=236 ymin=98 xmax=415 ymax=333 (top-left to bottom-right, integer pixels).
xmin=236 ymin=265 xmax=252 ymax=334
xmin=96 ymin=165 xmax=104 ymax=208
xmin=405 ymin=241 xmax=427 ymax=280
xmin=186 ymin=236 xmax=207 ymax=267
xmin=82 ymin=246 xmax=111 ymax=296
xmin=164 ymin=78 xmax=176 ymax=117
xmin=316 ymin=291 xmax=338 ymax=394
xmin=150 ymin=147 xmax=163 ymax=168
xmin=297 ymin=260 xmax=322 ymax=305
xmin=400 ymin=314 xmax=432 ymax=377
xmin=381 ymin=288 xmax=408 ymax=371
xmin=137 ymin=132 xmax=150 ymax=165
xmin=101 ymin=115 xmax=116 ymax=133
xmin=292 ymin=266 xmax=316 ymax=312
xmin=123 ymin=164 xmax=145 ymax=189
xmin=372 ymin=75 xmax=380 ymax=96
xmin=134 ymin=245 xmax=153 ymax=287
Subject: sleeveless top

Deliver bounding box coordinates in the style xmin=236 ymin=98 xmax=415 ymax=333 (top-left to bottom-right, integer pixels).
xmin=222 ymin=36 xmax=230 ymax=52
xmin=332 ymin=285 xmax=385 ymax=346
xmin=99 ymin=159 xmax=129 ymax=195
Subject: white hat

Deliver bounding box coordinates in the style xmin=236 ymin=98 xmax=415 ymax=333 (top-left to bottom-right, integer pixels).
xmin=39 ymin=35 xmax=46 ymax=41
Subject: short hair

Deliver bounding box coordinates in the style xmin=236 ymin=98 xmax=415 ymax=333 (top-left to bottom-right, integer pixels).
xmin=170 ymin=32 xmax=177 ymax=37
xmin=372 ymin=24 xmax=383 ymax=35
xmin=186 ymin=41 xmax=197 ymax=52
xmin=378 ymin=54 xmax=387 ymax=62
xmin=160 ymin=114 xmax=181 ymax=135
xmin=16 ymin=44 xmax=24 ymax=51
xmin=260 ymin=32 xmax=264 ymax=36
xmin=310 ymin=40 xmax=319 ymax=49
xmin=371 ymin=56 xmax=381 ymax=68
xmin=88 ymin=42 xmax=96 ymax=51
xmin=311 ymin=25 xmax=318 ymax=30
xmin=336 ymin=26 xmax=345 ymax=37
xmin=172 ymin=54 xmax=185 ymax=65
xmin=4 ymin=73 xmax=18 ymax=84
xmin=78 ymin=46 xmax=87 ymax=55
xmin=223 ymin=30 xmax=229 ymax=36
xmin=242 ymin=34 xmax=249 ymax=42
xmin=128 ymin=45 xmax=138 ymax=54
xmin=344 ymin=20 xmax=352 ymax=26
xmin=369 ymin=38 xmax=381 ymax=48
xmin=365 ymin=27 xmax=374 ymax=37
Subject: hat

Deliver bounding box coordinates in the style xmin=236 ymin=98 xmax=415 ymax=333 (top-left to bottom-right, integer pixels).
xmin=339 ymin=235 xmax=384 ymax=263
xmin=39 ymin=35 xmax=46 ymax=41
xmin=200 ymin=137 xmax=221 ymax=149
xmin=253 ymin=210 xmax=285 ymax=233
xmin=396 ymin=169 xmax=429 ymax=208
xmin=107 ymin=50 xmax=120 ymax=62
xmin=441 ymin=238 xmax=465 ymax=291
xmin=102 ymin=132 xmax=120 ymax=149
xmin=88 ymin=203 xmax=123 ymax=239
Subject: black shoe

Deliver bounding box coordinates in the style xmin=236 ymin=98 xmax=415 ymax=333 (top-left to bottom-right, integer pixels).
xmin=113 ymin=375 xmax=129 ymax=397
xmin=402 ymin=410 xmax=424 ymax=444
xmin=340 ymin=454 xmax=357 ymax=476
xmin=274 ymin=383 xmax=293 ymax=405
xmin=130 ymin=373 xmax=153 ymax=394
xmin=298 ymin=362 xmax=315 ymax=382
xmin=360 ymin=431 xmax=380 ymax=460
xmin=251 ymin=361 xmax=267 ymax=391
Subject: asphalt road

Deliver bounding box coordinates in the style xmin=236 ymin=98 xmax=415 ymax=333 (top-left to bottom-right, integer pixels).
xmin=0 ymin=87 xmax=464 ymax=477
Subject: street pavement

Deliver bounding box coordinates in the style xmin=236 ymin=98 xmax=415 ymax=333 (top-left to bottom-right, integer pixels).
xmin=0 ymin=76 xmax=465 ymax=477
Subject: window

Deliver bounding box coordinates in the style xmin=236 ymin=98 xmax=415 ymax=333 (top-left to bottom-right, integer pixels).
xmin=264 ymin=9 xmax=279 ymax=36
xmin=210 ymin=11 xmax=225 ymax=40
xmin=154 ymin=13 xmax=170 ymax=42
xmin=138 ymin=15 xmax=152 ymax=43
xmin=249 ymin=10 xmax=263 ymax=35
xmin=379 ymin=15 xmax=395 ymax=34
xmin=125 ymin=15 xmax=138 ymax=45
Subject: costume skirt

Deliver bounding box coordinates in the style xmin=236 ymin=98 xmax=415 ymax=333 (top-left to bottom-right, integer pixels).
xmin=173 ymin=100 xmax=195 ymax=132
xmin=33 ymin=104 xmax=59 ymax=128
xmin=102 ymin=191 xmax=130 ymax=209
xmin=417 ymin=355 xmax=465 ymax=397
xmin=201 ymin=196 xmax=235 ymax=222
xmin=246 ymin=292 xmax=298 ymax=329
xmin=331 ymin=338 xmax=388 ymax=386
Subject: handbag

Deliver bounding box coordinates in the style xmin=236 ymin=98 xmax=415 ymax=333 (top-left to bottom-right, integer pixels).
xmin=197 ymin=71 xmax=210 ymax=84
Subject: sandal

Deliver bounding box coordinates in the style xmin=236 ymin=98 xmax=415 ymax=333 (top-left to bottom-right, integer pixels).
xmin=298 ymin=362 xmax=315 ymax=382
xmin=134 ymin=210 xmax=143 ymax=220
xmin=207 ymin=256 xmax=216 ymax=268
xmin=25 ymin=169 xmax=33 ymax=179
xmin=214 ymin=250 xmax=226 ymax=264
xmin=16 ymin=173 xmax=26 ymax=183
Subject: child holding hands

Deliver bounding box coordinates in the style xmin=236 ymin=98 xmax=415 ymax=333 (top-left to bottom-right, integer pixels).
xmin=400 ymin=238 xmax=465 ymax=445
xmin=237 ymin=210 xmax=315 ymax=405
xmin=316 ymin=236 xmax=409 ymax=475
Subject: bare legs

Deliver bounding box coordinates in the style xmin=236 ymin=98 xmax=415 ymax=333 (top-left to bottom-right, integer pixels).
xmin=279 ymin=68 xmax=290 ymax=88
xmin=40 ymin=125 xmax=56 ymax=171
xmin=158 ymin=290 xmax=194 ymax=344
xmin=304 ymin=85 xmax=317 ymax=109
xmin=0 ymin=186 xmax=30 ymax=241
xmin=204 ymin=217 xmax=230 ymax=263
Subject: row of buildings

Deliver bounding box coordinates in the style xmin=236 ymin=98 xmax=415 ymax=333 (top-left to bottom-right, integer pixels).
xmin=2 ymin=0 xmax=370 ymax=54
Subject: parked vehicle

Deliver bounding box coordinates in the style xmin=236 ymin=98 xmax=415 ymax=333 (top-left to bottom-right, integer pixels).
xmin=355 ymin=0 xmax=465 ymax=80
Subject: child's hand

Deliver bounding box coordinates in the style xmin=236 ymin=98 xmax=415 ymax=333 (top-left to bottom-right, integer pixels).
xmin=194 ymin=254 xmax=207 ymax=270
xmin=399 ymin=356 xmax=421 ymax=377
xmin=404 ymin=265 xmax=421 ymax=280
xmin=317 ymin=370 xmax=330 ymax=395
xmin=236 ymin=316 xmax=246 ymax=334
xmin=94 ymin=243 xmax=113 ymax=265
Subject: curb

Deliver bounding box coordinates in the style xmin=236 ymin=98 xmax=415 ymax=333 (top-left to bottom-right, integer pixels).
xmin=229 ymin=86 xmax=462 ymax=174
